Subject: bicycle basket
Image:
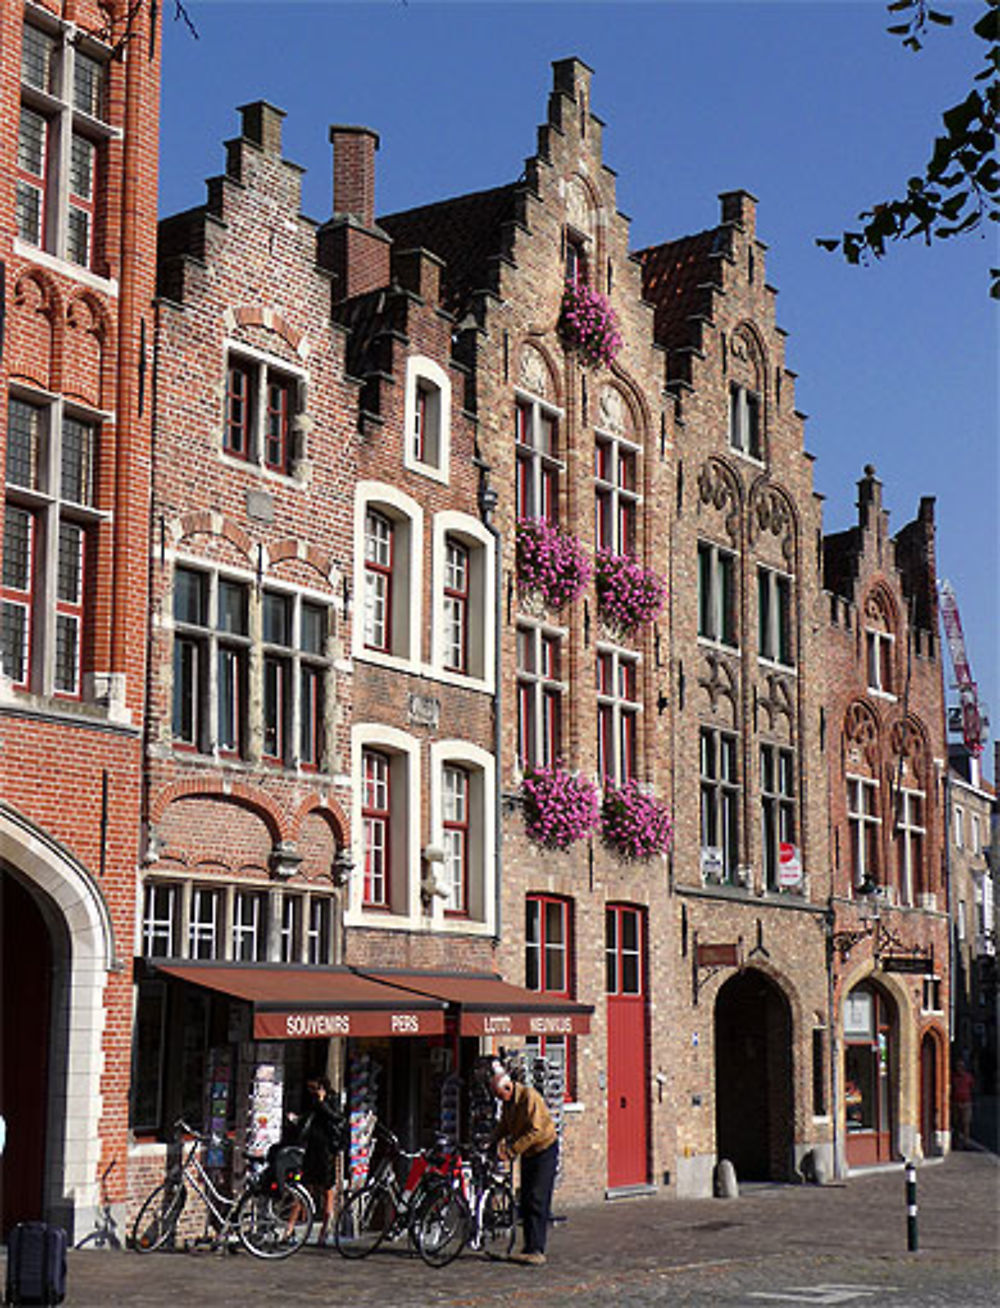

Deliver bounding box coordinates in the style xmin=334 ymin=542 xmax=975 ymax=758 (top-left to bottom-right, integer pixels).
xmin=258 ymin=1143 xmax=306 ymax=1193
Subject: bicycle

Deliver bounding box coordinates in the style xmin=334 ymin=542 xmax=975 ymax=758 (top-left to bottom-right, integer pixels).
xmin=413 ymin=1143 xmax=515 ymax=1266
xmin=75 ymin=1158 xmax=124 ymax=1251
xmin=333 ymin=1122 xmax=464 ymax=1265
xmin=131 ymin=1120 xmax=314 ymax=1259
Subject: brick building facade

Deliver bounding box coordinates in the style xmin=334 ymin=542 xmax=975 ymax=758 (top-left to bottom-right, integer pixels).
xmin=1 ymin=0 xmax=161 ymax=1238
xmin=2 ymin=44 xmax=966 ymax=1233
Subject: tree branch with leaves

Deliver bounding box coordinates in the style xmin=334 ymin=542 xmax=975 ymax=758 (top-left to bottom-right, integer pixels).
xmin=818 ymin=0 xmax=999 ymax=297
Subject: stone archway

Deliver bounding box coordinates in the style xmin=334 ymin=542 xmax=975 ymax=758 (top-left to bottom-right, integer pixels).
xmin=0 ymin=806 xmax=116 ymax=1236
xmin=714 ymin=968 xmax=794 ymax=1181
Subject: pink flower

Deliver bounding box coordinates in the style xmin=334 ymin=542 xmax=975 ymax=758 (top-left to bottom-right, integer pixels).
xmin=517 ymin=519 xmax=592 ymax=610
xmin=594 ymin=549 xmax=667 ymax=635
xmin=601 ymin=780 xmax=673 ymax=861
xmin=558 ymin=281 xmax=622 ymax=368
xmin=521 ymin=762 xmax=601 ymax=851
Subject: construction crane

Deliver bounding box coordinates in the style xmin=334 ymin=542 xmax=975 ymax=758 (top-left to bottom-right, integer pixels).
xmin=938 ymin=578 xmax=987 ymax=757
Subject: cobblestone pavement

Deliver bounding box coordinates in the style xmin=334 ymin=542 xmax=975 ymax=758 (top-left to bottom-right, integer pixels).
xmin=5 ymin=1151 xmax=997 ymax=1307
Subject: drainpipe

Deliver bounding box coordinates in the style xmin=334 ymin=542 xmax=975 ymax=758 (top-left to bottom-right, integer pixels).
xmin=476 ymin=461 xmax=503 ymax=947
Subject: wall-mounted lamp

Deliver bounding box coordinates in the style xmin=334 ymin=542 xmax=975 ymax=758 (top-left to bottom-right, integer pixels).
xmin=332 ymin=849 xmax=355 ymax=886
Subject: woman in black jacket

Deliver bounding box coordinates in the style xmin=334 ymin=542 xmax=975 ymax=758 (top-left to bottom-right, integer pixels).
xmin=298 ymin=1076 xmax=344 ymax=1245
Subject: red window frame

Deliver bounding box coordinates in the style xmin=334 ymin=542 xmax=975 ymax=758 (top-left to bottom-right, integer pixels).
xmin=565 ymin=235 xmax=587 ymax=286
xmin=299 ymin=664 xmax=324 ymax=771
xmin=443 ymin=537 xmax=469 ymax=673
xmin=363 ymin=510 xmax=393 ymax=653
xmin=517 ymin=626 xmax=562 ymax=769
xmin=362 ymin=749 xmax=391 ymax=908
xmin=526 ymin=893 xmax=575 ymax=1098
xmin=442 ymin=764 xmax=469 ymax=916
xmin=597 ymin=649 xmax=638 ymax=785
xmin=225 ymin=362 xmax=252 ymax=459
xmin=594 ymin=433 xmax=637 ymax=555
xmin=67 ymin=132 xmax=97 ymax=269
xmin=605 ymin=903 xmax=644 ymax=997
xmin=16 ymin=105 xmax=48 ymax=248
xmin=413 ymin=385 xmax=428 ymax=462
xmin=54 ymin=519 xmax=85 ymax=698
xmin=515 ymin=402 xmax=559 ymax=525
xmin=264 ymin=376 xmax=292 ymax=472
xmin=1 ymin=504 xmax=37 ymax=691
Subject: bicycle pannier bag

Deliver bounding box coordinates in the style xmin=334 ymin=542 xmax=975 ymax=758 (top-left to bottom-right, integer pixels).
xmin=5 ymin=1221 xmax=67 ymax=1306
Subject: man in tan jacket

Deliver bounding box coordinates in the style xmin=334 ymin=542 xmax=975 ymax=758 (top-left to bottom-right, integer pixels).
xmin=490 ymin=1070 xmax=558 ymax=1265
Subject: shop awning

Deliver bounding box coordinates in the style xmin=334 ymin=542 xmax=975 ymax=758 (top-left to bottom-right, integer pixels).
xmin=153 ymin=963 xmax=447 ymax=1040
xmin=355 ymin=968 xmax=594 ymax=1037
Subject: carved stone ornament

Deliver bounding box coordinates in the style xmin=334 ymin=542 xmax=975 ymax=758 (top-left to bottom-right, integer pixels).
xmin=566 ymin=176 xmax=594 ymax=237
xmin=750 ymin=483 xmax=795 ymax=566
xmin=598 ymin=386 xmax=625 ymax=436
xmin=864 ymin=588 xmax=892 ymax=632
xmin=697 ymin=650 xmax=739 ymax=722
xmin=758 ymin=672 xmax=794 ymax=736
xmin=697 ymin=457 xmax=741 ymax=546
xmin=889 ymin=718 xmax=925 ymax=785
xmin=844 ymin=701 xmax=879 ymax=772
xmin=519 ymin=346 xmax=550 ymax=399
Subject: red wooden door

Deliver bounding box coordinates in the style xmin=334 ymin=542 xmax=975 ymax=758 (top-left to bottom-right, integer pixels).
xmin=606 ymin=905 xmax=648 ymax=1188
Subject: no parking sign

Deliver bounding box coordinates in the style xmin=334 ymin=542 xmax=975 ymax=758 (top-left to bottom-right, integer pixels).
xmin=778 ymin=842 xmax=802 ymax=887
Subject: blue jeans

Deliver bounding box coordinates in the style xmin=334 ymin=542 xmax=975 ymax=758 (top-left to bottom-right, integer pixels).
xmin=520 ymin=1140 xmax=558 ymax=1254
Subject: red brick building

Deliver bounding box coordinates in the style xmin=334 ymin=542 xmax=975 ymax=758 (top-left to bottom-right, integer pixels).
xmin=823 ymin=470 xmax=950 ymax=1168
xmin=1 ymin=0 xmax=161 ymax=1237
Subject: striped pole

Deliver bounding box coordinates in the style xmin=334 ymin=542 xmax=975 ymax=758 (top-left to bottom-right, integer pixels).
xmin=905 ymin=1160 xmax=918 ymax=1252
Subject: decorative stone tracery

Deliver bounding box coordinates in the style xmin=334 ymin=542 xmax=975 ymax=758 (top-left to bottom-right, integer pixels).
xmin=697 ymin=456 xmax=742 ymax=546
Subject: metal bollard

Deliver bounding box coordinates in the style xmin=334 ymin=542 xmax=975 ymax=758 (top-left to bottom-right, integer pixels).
xmin=905 ymin=1159 xmax=918 ymax=1252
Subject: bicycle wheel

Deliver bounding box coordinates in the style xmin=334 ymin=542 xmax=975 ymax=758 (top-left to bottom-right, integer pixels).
xmin=131 ymin=1178 xmax=186 ymax=1252
xmin=480 ymin=1179 xmax=516 ymax=1259
xmin=236 ymin=1182 xmax=314 ymax=1259
xmin=334 ymin=1180 xmax=397 ymax=1259
xmin=413 ymin=1187 xmax=470 ymax=1268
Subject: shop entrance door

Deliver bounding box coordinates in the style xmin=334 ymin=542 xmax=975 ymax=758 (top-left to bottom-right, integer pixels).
xmin=844 ymin=983 xmax=895 ymax=1166
xmin=1 ymin=871 xmax=52 ymax=1236
xmin=605 ymin=905 xmax=648 ymax=1189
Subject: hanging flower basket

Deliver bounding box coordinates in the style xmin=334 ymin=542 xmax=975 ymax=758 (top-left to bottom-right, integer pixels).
xmin=594 ymin=548 xmax=667 ymax=636
xmin=558 ymin=280 xmax=623 ymax=369
xmin=601 ymin=780 xmax=673 ymax=862
xmin=516 ymin=518 xmax=592 ymax=611
xmin=520 ymin=762 xmax=601 ymax=852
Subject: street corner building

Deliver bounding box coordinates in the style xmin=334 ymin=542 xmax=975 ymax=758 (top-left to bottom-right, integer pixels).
xmin=0 ymin=31 xmax=988 ymax=1243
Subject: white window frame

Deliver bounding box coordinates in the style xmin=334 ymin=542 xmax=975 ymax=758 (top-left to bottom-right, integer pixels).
xmin=761 ymin=742 xmax=797 ymax=891
xmin=865 ymin=628 xmax=896 ymax=699
xmin=698 ymin=540 xmax=738 ymax=650
xmin=594 ymin=425 xmax=641 ymax=555
xmin=728 ymin=382 xmax=762 ymax=460
xmin=348 ymin=724 xmax=421 ymax=928
xmin=515 ymin=390 xmax=564 ymax=524
xmin=403 ymin=355 xmax=451 ymax=483
xmin=596 ymin=643 xmax=641 ymax=786
xmin=353 ymin=482 xmax=424 ymax=672
xmin=895 ymin=785 xmax=925 ymax=907
xmin=757 ymin=565 xmax=795 ymax=668
xmin=428 ymin=739 xmax=496 ymax=936
xmin=970 ymin=813 xmax=980 ymax=855
xmin=847 ymin=773 xmax=881 ymax=891
xmin=954 ymin=804 xmax=964 ymax=849
xmin=700 ymin=726 xmax=740 ymax=883
xmin=430 ymin=511 xmax=495 ymax=689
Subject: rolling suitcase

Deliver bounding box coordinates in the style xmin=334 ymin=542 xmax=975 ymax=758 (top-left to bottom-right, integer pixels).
xmin=4 ymin=1222 xmax=67 ymax=1306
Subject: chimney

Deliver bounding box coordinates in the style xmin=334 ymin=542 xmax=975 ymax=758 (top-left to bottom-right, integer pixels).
xmin=330 ymin=125 xmax=379 ymax=226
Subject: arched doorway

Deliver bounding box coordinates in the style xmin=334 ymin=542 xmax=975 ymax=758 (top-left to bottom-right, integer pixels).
xmin=919 ymin=1031 xmax=939 ymax=1156
xmin=843 ymin=980 xmax=896 ymax=1166
xmin=1 ymin=870 xmax=53 ymax=1234
xmin=714 ymin=969 xmax=793 ymax=1182
xmin=0 ymin=808 xmax=117 ymax=1238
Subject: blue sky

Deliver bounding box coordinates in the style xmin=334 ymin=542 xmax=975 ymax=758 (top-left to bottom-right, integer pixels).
xmin=159 ymin=1 xmax=998 ymax=776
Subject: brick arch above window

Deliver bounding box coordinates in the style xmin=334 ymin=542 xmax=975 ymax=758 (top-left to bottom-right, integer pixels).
xmin=150 ymin=780 xmax=285 ymax=845
xmin=287 ymin=794 xmax=349 ymax=851
xmin=11 ymin=270 xmax=59 ymax=391
xmin=168 ymin=510 xmax=255 ymax=563
xmin=267 ymin=538 xmax=334 ymax=581
xmin=64 ymin=290 xmax=112 ymax=409
xmin=862 ymin=583 xmax=900 ymax=636
xmin=223 ymin=305 xmax=309 ymax=360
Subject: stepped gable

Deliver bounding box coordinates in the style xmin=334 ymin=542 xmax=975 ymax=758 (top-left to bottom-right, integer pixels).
xmin=822 ymin=526 xmax=862 ymax=602
xmin=380 ymin=183 xmax=521 ymax=317
xmin=635 ymin=228 xmax=725 ymax=350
